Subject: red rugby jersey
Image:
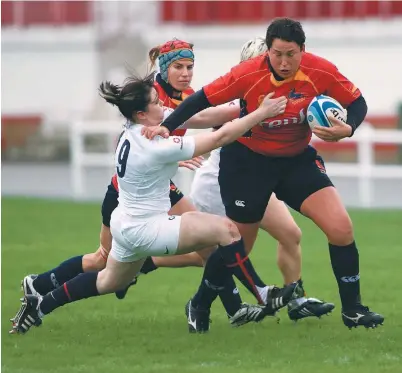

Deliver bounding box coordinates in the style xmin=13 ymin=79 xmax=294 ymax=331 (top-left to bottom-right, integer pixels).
xmin=203 ymin=52 xmax=361 ymax=157
xmin=111 ymin=82 xmax=195 ymax=192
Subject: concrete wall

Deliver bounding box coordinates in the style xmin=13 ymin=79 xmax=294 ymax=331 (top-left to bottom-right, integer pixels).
xmin=1 ymin=27 xmax=98 ymax=120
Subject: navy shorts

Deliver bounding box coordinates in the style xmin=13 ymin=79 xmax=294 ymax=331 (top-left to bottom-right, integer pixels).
xmin=101 ymin=179 xmax=184 ymax=227
xmin=218 ymin=142 xmax=333 ymax=224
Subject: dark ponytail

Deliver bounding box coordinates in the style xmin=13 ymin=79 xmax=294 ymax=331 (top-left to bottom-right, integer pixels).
xmin=98 ymin=72 xmax=156 ymax=120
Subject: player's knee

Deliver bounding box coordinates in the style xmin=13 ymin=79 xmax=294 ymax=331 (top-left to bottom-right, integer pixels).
xmin=325 ymin=217 xmax=354 ymax=245
xmin=278 ymin=224 xmax=302 ymax=247
xmin=96 ymin=269 xmax=124 ymax=294
xmin=220 ymin=217 xmax=241 ymax=244
xmin=82 ymin=247 xmax=108 ymax=272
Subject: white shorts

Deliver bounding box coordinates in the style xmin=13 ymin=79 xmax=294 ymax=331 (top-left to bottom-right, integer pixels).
xmin=110 ymin=206 xmax=181 ymax=262
xmin=189 ymin=149 xmax=226 ymax=217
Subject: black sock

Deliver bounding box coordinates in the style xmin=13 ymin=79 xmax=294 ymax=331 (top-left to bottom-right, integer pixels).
xmin=329 ymin=241 xmax=361 ymax=310
xmin=40 ymin=272 xmax=100 ymax=315
xmin=218 ymin=277 xmax=242 ymax=317
xmin=33 ymin=255 xmax=84 ymax=295
xmin=289 ymin=278 xmax=305 ymax=299
xmin=140 ymin=257 xmax=158 ymax=275
xmin=192 ymin=250 xmax=230 ymax=310
xmin=218 ymin=239 xmax=266 ymax=304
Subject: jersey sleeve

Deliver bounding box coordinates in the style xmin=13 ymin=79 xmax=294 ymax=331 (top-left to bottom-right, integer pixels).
xmin=323 ymin=65 xmax=361 ymax=107
xmin=203 ymin=62 xmax=254 ymax=106
xmin=150 ymin=136 xmax=195 ymax=163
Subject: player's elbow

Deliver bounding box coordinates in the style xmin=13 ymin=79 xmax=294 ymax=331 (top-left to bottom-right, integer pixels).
xmin=346 ymin=95 xmax=368 ymax=134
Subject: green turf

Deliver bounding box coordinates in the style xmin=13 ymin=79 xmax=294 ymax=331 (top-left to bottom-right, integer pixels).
xmin=2 ymin=197 xmax=402 ymax=373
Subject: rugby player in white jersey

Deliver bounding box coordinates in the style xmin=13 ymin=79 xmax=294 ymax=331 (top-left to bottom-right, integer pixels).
xmin=190 ymin=37 xmax=334 ymax=322
xmin=10 ymin=71 xmax=297 ymax=335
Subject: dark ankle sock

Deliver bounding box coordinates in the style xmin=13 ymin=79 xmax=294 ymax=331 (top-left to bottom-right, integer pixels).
xmin=290 ymin=278 xmax=306 ymax=298
xmin=140 ymin=257 xmax=158 ymax=275
xmin=192 ymin=250 xmax=229 ymax=310
xmin=218 ymin=277 xmax=242 ymax=317
xmin=218 ymin=239 xmax=266 ymax=304
xmin=33 ymin=255 xmax=84 ymax=295
xmin=329 ymin=241 xmax=361 ymax=310
xmin=40 ymin=272 xmax=100 ymax=315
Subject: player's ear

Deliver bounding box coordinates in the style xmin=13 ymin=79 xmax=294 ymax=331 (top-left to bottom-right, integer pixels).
xmin=136 ymin=111 xmax=146 ymax=120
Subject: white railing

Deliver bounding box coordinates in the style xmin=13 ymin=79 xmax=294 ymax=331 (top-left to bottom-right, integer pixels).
xmin=311 ymin=124 xmax=402 ymax=207
xmin=70 ymin=121 xmax=402 ymax=207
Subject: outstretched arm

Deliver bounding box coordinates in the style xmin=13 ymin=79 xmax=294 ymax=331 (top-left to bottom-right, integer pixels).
xmin=183 ymin=103 xmax=240 ymax=129
xmin=192 ymin=93 xmax=287 ymax=157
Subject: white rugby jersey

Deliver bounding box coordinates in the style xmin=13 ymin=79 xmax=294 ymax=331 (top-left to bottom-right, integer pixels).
xmin=115 ymin=110 xmax=195 ymax=218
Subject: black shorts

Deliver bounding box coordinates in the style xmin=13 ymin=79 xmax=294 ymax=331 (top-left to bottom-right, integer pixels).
xmin=218 ymin=142 xmax=333 ymax=224
xmin=101 ymin=179 xmax=184 ymax=227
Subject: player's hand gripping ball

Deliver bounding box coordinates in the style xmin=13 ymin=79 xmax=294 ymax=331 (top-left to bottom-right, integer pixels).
xmin=308 ymin=95 xmax=351 ymax=142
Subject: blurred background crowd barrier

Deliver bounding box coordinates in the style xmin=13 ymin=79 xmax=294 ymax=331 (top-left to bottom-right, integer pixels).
xmin=2 ymin=1 xmax=402 ymax=207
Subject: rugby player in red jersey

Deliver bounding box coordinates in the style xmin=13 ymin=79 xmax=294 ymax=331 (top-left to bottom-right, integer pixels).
xmin=144 ymin=19 xmax=384 ymax=330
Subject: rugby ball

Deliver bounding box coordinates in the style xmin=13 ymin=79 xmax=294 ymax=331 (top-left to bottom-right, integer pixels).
xmin=307 ymin=95 xmax=347 ymax=130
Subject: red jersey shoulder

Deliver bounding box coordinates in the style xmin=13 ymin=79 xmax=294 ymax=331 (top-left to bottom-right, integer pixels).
xmin=203 ymin=54 xmax=269 ymax=105
xmin=230 ymin=54 xmax=268 ymax=78
xmin=298 ymin=52 xmax=360 ymax=107
xmin=300 ymin=52 xmax=337 ymax=73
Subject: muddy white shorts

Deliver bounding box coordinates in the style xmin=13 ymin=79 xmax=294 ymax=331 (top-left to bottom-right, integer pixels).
xmin=110 ymin=206 xmax=181 ymax=262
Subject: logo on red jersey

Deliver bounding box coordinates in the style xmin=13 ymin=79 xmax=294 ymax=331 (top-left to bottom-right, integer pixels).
xmin=288 ymin=89 xmax=304 ymax=100
xmin=260 ymin=109 xmax=306 ymax=129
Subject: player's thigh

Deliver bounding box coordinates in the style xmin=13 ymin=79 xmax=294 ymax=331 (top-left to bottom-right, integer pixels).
xmin=99 ymin=224 xmax=112 ymax=253
xmin=177 ymin=211 xmax=239 ymax=255
xmin=274 ymin=146 xmax=334 ymax=213
xmin=82 ymin=223 xmax=111 ymax=271
xmin=97 ymin=256 xmax=145 ymax=293
xmin=169 ymin=184 xmax=216 ymax=261
xmin=300 ymin=186 xmax=353 ymax=244
xmin=219 ymin=141 xmax=275 ymax=224
xmin=260 ymin=193 xmax=302 ymax=244
xmin=83 ymin=183 xmax=117 ymax=269
xmin=169 ymin=195 xmax=196 ymax=216
xmin=190 ymin=161 xmax=226 ymax=216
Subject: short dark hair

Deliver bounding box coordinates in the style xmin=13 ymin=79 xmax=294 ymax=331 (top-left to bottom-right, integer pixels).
xmin=266 ymin=18 xmax=306 ymax=50
xmin=98 ymin=72 xmax=155 ymax=120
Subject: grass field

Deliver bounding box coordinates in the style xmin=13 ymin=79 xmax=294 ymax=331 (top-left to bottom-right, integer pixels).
xmin=2 ymin=197 xmax=402 ymax=373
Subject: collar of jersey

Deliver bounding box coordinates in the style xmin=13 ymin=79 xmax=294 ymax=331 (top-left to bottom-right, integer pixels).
xmin=124 ymin=120 xmax=141 ymax=128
